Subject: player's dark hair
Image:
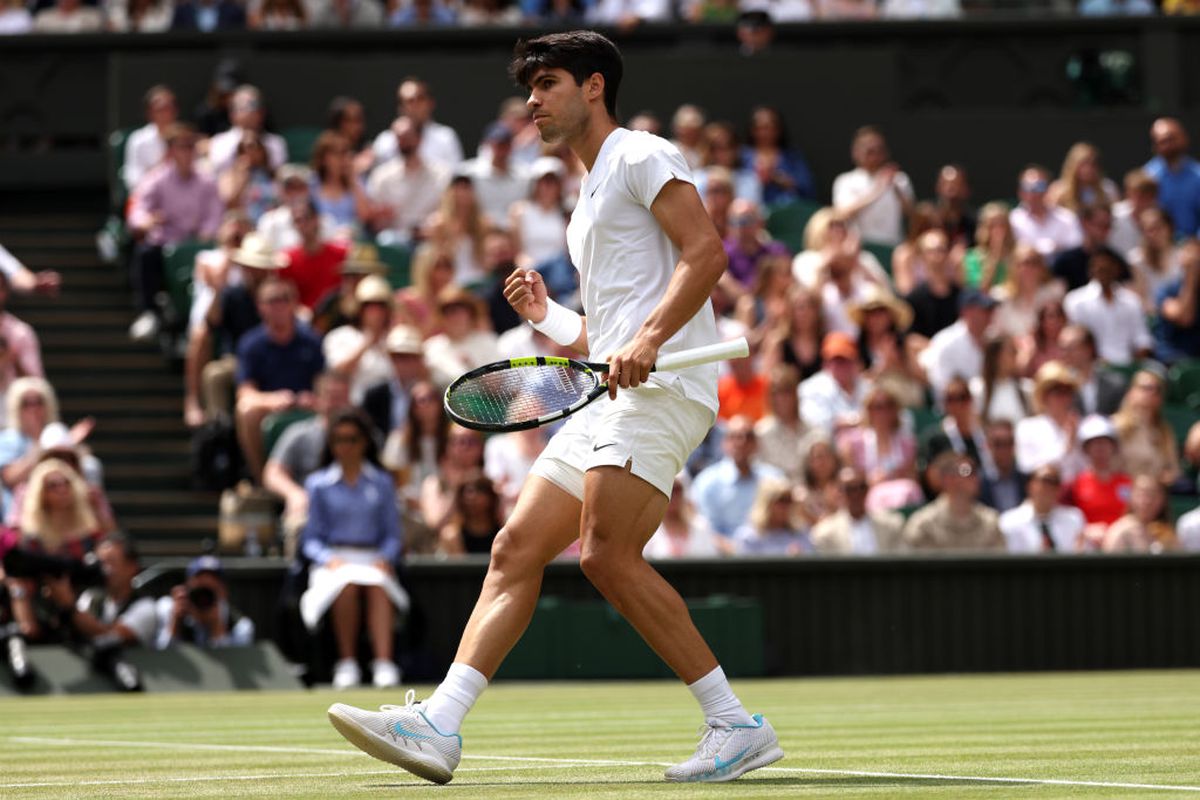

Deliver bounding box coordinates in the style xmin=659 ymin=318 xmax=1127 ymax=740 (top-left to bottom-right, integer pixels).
xmin=510 ymin=31 xmax=623 ymax=120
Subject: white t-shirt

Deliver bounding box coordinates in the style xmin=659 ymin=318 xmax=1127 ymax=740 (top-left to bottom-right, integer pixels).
xmin=1010 ymin=205 xmax=1083 ymax=257
xmin=832 ymin=167 xmax=914 ymax=246
xmin=567 ymin=128 xmax=719 ymax=415
xmin=122 ymin=123 xmax=167 ymax=192
xmin=322 ymin=325 xmax=393 ymax=404
xmin=999 ymin=502 xmax=1085 ymax=553
xmin=1062 ymin=281 xmax=1154 ymax=366
xmin=372 ymin=120 xmax=464 ymax=173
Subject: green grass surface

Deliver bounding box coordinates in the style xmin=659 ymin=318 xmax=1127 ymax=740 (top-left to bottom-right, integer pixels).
xmin=2 ymin=671 xmax=1199 ymax=799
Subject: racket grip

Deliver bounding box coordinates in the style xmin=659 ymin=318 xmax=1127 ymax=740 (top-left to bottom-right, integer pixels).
xmin=654 ymin=337 xmax=749 ymax=372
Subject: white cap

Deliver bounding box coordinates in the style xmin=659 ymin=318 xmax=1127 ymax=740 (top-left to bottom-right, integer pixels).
xmin=38 ymin=422 xmax=74 ymax=451
xmin=1078 ymin=414 xmax=1117 ymax=445
xmin=530 ymin=156 xmax=565 ymax=181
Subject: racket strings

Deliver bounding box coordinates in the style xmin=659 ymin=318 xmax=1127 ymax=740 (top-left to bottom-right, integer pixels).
xmin=447 ymin=364 xmax=596 ymax=426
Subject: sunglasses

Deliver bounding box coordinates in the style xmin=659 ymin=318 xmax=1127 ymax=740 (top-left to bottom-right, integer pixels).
xmin=944 ymin=393 xmax=971 ymax=403
xmin=44 ymin=478 xmax=71 ymax=490
xmin=20 ymin=397 xmax=46 ymax=408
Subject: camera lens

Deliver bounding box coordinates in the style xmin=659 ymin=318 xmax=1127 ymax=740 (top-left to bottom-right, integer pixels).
xmin=188 ymin=586 xmax=217 ymax=610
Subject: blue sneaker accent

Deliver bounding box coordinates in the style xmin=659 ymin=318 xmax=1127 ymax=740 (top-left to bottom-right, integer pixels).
xmin=415 ymin=709 xmax=464 ymax=747
xmin=713 ymin=747 xmax=750 ymax=772
xmin=731 ymin=714 xmax=764 ymax=729
xmin=392 ymin=722 xmax=436 ymax=741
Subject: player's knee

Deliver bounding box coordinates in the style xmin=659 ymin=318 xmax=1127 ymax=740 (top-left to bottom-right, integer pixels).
xmin=487 ymin=525 xmax=542 ymax=578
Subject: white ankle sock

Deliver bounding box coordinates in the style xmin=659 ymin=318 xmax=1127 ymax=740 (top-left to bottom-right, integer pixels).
xmin=688 ymin=666 xmax=754 ymax=727
xmin=423 ymin=662 xmax=488 ymax=734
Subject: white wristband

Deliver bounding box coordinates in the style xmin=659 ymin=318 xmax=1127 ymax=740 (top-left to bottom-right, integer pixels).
xmin=529 ymin=298 xmax=583 ymax=347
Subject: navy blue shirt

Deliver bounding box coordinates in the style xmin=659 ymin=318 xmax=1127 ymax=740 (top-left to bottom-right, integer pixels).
xmin=1154 ymin=277 xmax=1200 ymax=365
xmin=235 ymin=322 xmax=325 ymax=392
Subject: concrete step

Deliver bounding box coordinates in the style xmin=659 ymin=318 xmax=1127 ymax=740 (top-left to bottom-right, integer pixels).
xmin=0 ymin=213 xmax=100 ymax=230
xmin=108 ymin=489 xmax=221 ymax=508
xmin=37 ymin=330 xmax=152 ymax=352
xmin=17 ymin=252 xmax=106 ymax=268
xmin=53 ymin=374 xmax=179 ymax=396
xmin=104 ymin=461 xmax=194 ymax=488
xmin=60 ymin=395 xmax=179 ymax=417
xmin=89 ymin=417 xmax=190 ymax=437
xmin=44 ymin=351 xmax=165 ymax=371
xmin=0 ymin=232 xmax=98 ymax=249
xmin=19 ymin=309 xmax=134 ymax=328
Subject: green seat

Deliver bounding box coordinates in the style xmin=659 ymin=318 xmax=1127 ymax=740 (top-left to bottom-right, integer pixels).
xmin=1168 ymin=360 xmax=1200 ymax=408
xmin=862 ymin=241 xmax=895 ymax=276
xmin=909 ymin=405 xmax=942 ymax=438
xmin=765 ymin=198 xmax=821 ymax=254
xmin=162 ymin=239 xmax=212 ymax=326
xmin=281 ymin=126 xmax=324 ymax=166
xmin=262 ymin=409 xmax=317 ymax=459
xmin=375 ymin=243 xmax=412 ymax=288
xmin=1099 ymin=362 xmax=1144 ymax=389
xmin=1168 ymin=494 xmax=1198 ymax=524
xmin=1162 ymin=404 xmax=1197 ymax=449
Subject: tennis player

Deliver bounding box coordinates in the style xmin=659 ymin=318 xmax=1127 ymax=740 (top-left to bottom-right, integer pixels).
xmin=328 ymin=30 xmax=783 ymax=784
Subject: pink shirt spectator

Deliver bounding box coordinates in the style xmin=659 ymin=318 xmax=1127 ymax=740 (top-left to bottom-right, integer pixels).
xmin=128 ymin=163 xmax=223 ymax=247
xmin=0 ymin=312 xmax=43 ymax=403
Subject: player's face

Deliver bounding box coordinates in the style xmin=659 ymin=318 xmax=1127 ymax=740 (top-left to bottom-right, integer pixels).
xmin=526 ymin=67 xmax=590 ymax=145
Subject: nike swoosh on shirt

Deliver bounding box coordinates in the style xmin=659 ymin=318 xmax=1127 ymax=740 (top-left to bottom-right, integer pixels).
xmin=592 ymin=443 xmax=617 ymax=452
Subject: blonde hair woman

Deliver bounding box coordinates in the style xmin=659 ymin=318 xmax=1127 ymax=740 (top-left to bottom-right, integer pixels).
xmin=422 ymin=176 xmax=492 ymax=286
xmin=890 ymin=201 xmax=942 ymax=296
xmin=1112 ymin=370 xmax=1180 ymax=486
xmin=992 ymin=244 xmax=1065 ymax=341
xmin=962 ymin=201 xmax=1016 ymax=291
xmin=1046 ymin=142 xmax=1120 ymax=212
xmin=19 ymin=458 xmax=100 ymax=553
xmin=394 ymin=243 xmax=456 ymax=338
xmin=790 ymin=208 xmax=888 ymax=289
xmin=731 ymin=478 xmax=813 ymax=556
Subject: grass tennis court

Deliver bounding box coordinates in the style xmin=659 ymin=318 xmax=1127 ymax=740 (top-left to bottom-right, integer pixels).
xmin=3 ymin=671 xmax=1198 ymax=799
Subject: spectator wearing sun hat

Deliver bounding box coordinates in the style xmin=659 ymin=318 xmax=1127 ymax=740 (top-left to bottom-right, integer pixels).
xmin=362 ymin=325 xmax=427 ymax=438
xmin=1015 ymin=361 xmax=1086 ymax=479
xmin=323 ymin=275 xmax=396 ymax=404
xmin=423 ymin=287 xmax=500 ymax=387
xmin=190 ymin=232 xmax=286 ymax=425
xmin=798 ymin=332 xmax=872 ymax=435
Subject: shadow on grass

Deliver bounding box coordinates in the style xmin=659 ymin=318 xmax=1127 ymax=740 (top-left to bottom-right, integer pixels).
xmin=369 ymin=775 xmax=1001 ymax=791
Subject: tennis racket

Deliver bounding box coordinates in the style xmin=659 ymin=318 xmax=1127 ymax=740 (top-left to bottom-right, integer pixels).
xmin=444 ymin=337 xmax=749 ymax=432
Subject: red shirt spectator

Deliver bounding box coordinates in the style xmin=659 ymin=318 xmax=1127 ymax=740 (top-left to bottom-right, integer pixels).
xmin=280 ymin=202 xmax=348 ymax=310
xmin=1066 ymin=470 xmax=1132 ymax=525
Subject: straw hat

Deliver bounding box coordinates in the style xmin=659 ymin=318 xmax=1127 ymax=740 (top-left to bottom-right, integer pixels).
xmin=354 ymin=274 xmax=393 ymax=306
xmin=847 ymin=286 xmax=913 ymax=331
xmin=1033 ymin=361 xmax=1080 ymax=410
xmin=385 ymin=325 xmax=424 ymax=356
xmin=341 ymin=243 xmax=389 ymax=277
xmin=437 ymin=286 xmax=483 ymax=317
xmin=231 ymin=233 xmax=286 ymax=270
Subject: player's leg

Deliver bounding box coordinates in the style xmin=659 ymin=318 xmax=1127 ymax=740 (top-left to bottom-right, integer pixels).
xmin=327 ymin=475 xmax=583 ymax=784
xmin=579 ymin=464 xmax=782 ymax=783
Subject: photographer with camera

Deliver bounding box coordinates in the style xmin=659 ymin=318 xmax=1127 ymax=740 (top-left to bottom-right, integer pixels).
xmin=156 ymin=555 xmax=254 ymax=649
xmin=41 ymin=534 xmax=156 ymax=691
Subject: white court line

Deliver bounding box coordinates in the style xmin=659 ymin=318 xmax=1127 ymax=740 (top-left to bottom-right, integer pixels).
xmin=8 ymin=735 xmax=1200 ymax=793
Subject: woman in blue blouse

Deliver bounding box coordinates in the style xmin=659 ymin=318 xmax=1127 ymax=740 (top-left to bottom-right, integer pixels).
xmin=300 ymin=408 xmax=407 ymax=689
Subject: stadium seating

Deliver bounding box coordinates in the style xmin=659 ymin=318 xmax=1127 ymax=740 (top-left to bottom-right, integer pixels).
xmin=375 ymin=242 xmax=413 ymax=288
xmin=765 ymin=198 xmax=820 ymax=254
xmin=162 ymin=239 xmax=211 ymax=328
xmin=262 ymin=408 xmax=316 ymax=457
xmin=862 ymin=241 xmax=895 ymax=276
xmin=1168 ymin=360 xmax=1200 ymax=410
xmin=281 ymin=126 xmax=323 ymax=166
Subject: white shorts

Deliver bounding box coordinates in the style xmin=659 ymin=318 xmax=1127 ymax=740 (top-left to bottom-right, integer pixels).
xmin=529 ymin=376 xmax=715 ymax=500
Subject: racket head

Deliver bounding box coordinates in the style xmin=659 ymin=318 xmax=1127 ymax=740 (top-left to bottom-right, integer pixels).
xmin=443 ymin=355 xmax=606 ymax=432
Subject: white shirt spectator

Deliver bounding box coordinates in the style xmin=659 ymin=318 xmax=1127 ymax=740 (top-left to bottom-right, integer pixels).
xmin=1109 ymin=199 xmax=1143 ymax=258
xmin=122 ymin=124 xmax=168 ymax=192
xmin=0 ymin=5 xmax=33 ymax=32
xmin=820 ymin=280 xmax=872 ymax=338
xmin=999 ymin=501 xmax=1086 ymax=553
xmin=832 ymin=168 xmax=915 ymax=246
xmin=739 ymin=0 xmax=814 ymax=19
xmin=1177 ymin=506 xmax=1200 ymax=552
xmin=919 ymin=320 xmax=983 ymax=396
xmin=644 ymin=515 xmax=724 ymax=558
xmin=1063 ymin=281 xmax=1153 ymax=365
xmin=496 ymin=324 xmax=557 ymax=360
xmin=372 ymin=121 xmax=464 ymax=173
xmin=969 ymin=376 xmax=1032 ymax=424
xmin=366 ymin=158 xmax=449 ymax=245
xmin=33 ymin=4 xmax=103 ymax=31
xmin=792 ymin=250 xmax=887 ymax=290
xmin=207 ymin=128 xmax=288 ymax=176
xmin=587 ymin=0 xmax=670 ymax=23
xmin=463 ymin=158 xmax=530 ymax=228
xmin=1015 ymin=415 xmax=1084 ymax=479
xmin=424 ymin=330 xmax=500 ymax=388
xmin=322 ymin=325 xmax=392 ymax=405
xmin=1010 ymin=205 xmax=1083 ymax=257
xmin=798 ymin=371 xmax=872 ymax=434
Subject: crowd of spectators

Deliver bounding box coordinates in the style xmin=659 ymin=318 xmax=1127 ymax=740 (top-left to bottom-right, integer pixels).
xmin=107 ymin=76 xmax=1200 ymax=566
xmin=0 ymin=0 xmax=1196 ymax=37
xmin=4 ymin=69 xmax=1200 ymax=689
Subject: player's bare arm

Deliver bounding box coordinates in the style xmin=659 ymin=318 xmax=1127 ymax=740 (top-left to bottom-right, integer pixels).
xmin=605 ymin=178 xmax=727 ymax=398
xmin=503 ymin=267 xmax=588 ymax=354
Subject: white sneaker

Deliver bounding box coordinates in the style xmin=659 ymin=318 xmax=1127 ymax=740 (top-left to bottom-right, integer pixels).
xmin=664 ymin=715 xmax=784 ymax=783
xmin=328 ymin=689 xmax=462 ymax=784
xmin=128 ymin=311 xmax=160 ymax=342
xmin=331 ymin=658 xmax=361 ymax=689
xmin=372 ymin=659 xmax=401 ymax=689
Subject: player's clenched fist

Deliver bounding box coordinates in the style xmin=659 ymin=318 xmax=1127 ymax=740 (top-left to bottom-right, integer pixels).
xmin=503 ymin=268 xmax=548 ymax=324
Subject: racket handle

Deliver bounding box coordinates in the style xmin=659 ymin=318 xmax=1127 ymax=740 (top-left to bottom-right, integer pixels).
xmin=655 ymin=337 xmax=749 ymax=372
